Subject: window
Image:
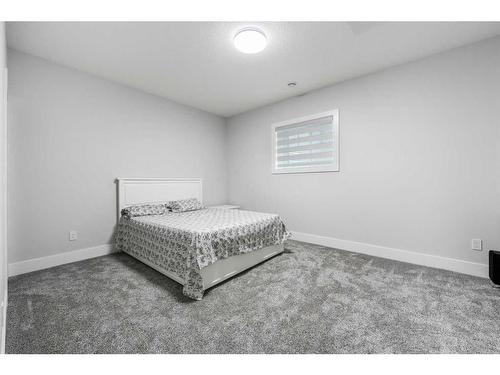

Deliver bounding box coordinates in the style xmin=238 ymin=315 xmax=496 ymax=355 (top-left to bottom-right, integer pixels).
xmin=271 ymin=110 xmax=339 ymax=174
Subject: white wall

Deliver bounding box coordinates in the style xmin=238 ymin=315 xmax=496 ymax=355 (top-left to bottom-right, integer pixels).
xmin=6 ymin=35 xmax=500 ymax=279
xmin=227 ymin=36 xmax=500 ymax=269
xmin=0 ymin=22 xmax=7 ymax=353
xmin=7 ymin=49 xmax=227 ymax=264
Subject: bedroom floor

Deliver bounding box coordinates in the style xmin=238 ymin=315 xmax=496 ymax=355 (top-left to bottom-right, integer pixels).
xmin=6 ymin=240 xmax=500 ymax=353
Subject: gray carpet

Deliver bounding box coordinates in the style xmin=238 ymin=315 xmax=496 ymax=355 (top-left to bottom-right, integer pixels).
xmin=6 ymin=240 xmax=500 ymax=353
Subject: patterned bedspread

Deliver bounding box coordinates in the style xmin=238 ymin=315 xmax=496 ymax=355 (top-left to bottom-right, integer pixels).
xmin=115 ymin=208 xmax=290 ymax=300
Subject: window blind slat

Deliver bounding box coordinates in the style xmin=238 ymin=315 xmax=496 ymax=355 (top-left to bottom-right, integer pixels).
xmin=277 ymin=151 xmax=333 ymax=162
xmin=276 ymin=115 xmax=333 ymax=133
xmin=277 ymin=142 xmax=333 ymax=154
xmin=277 ymin=132 xmax=333 ymax=147
xmin=277 ymin=139 xmax=333 ymax=151
xmin=277 ymin=159 xmax=333 ymax=168
xmin=276 ymin=123 xmax=333 ymax=140
xmin=278 ymin=147 xmax=333 ymax=156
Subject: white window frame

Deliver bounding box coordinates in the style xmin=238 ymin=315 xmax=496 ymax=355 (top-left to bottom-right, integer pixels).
xmin=271 ymin=109 xmax=339 ymax=174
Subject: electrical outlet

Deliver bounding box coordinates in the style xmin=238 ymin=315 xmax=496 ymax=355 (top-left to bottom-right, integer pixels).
xmin=471 ymin=239 xmax=482 ymax=251
xmin=69 ymin=230 xmax=78 ymax=241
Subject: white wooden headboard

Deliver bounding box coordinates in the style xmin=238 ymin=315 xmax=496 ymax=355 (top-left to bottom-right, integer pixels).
xmin=116 ymin=177 xmax=202 ymax=221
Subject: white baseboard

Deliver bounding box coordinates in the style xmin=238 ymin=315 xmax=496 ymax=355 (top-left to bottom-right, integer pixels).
xmin=6 ymin=233 xmax=489 ymax=279
xmin=8 ymin=244 xmax=116 ymax=277
xmin=0 ymin=292 xmax=6 ymax=354
xmin=291 ymin=231 xmax=489 ymax=278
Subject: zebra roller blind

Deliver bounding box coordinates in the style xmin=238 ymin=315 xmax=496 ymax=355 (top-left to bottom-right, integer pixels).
xmin=272 ymin=110 xmax=339 ymax=173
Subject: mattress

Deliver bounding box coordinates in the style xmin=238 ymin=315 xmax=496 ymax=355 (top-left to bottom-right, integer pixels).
xmin=115 ymin=208 xmax=290 ymax=299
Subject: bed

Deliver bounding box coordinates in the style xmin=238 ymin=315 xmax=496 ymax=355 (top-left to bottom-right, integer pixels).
xmin=114 ymin=178 xmax=290 ymax=300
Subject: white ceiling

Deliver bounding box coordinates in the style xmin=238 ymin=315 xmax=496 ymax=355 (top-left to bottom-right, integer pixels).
xmin=6 ymin=22 xmax=500 ymax=117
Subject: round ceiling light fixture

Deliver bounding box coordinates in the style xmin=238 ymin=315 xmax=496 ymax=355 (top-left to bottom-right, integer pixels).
xmin=233 ymin=28 xmax=267 ymax=54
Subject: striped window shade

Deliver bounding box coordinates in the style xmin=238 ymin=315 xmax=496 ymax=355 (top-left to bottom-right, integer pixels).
xmin=271 ymin=110 xmax=339 ymax=174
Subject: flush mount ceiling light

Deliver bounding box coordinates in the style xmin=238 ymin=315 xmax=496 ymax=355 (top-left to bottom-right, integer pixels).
xmin=233 ymin=28 xmax=267 ymax=54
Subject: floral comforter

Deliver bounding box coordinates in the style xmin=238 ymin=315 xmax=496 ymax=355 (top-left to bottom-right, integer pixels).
xmin=115 ymin=208 xmax=290 ymax=300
